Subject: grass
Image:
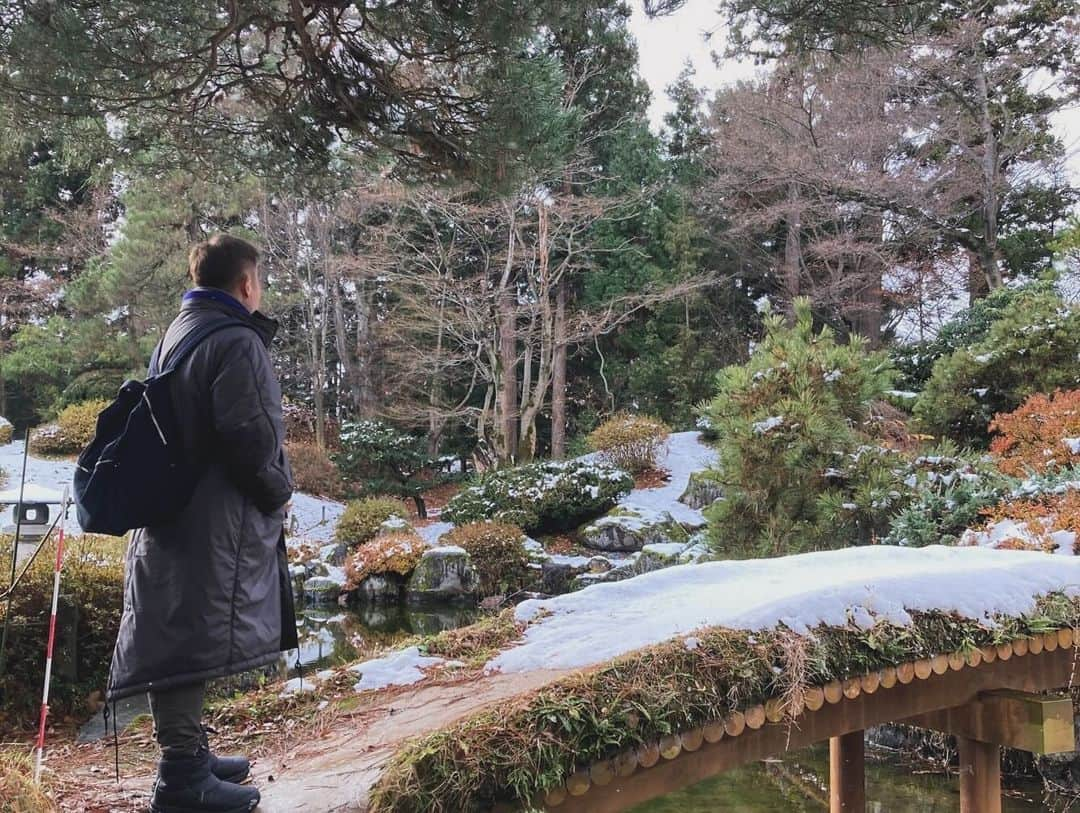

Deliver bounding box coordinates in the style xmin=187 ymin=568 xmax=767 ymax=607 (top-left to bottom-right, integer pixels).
xmin=420 ymin=609 xmax=524 ymax=667
xmin=0 ymin=747 xmax=56 ymax=812
xmin=369 ymin=593 xmax=1080 ymax=813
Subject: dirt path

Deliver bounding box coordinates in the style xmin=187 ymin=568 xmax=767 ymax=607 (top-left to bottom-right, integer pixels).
xmin=50 ymin=668 xmax=568 ymax=813
xmin=254 ymin=669 xmax=565 ymax=812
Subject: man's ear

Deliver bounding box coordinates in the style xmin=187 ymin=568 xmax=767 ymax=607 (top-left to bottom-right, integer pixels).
xmin=239 ymin=266 xmax=255 ymax=298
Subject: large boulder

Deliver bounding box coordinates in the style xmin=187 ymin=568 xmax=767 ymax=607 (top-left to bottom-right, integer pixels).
xmin=303 ymin=576 xmax=342 ymax=605
xmin=581 ymin=506 xmax=690 ymax=552
xmin=540 ymin=555 xmax=593 ymax=594
xmin=353 ymin=573 xmax=407 ymax=605
xmin=319 ymin=541 xmax=350 ymax=566
xmin=406 ymin=547 xmax=478 ymax=603
xmin=637 ymin=542 xmax=687 ymax=572
xmin=679 ymin=471 xmax=724 ymax=510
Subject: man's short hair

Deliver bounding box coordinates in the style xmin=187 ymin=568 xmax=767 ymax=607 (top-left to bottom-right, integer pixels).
xmin=188 ymin=234 xmax=259 ymax=291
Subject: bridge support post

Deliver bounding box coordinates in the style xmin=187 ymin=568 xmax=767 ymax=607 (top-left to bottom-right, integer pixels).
xmin=958 ymin=737 xmax=1001 ymax=813
xmin=829 ymin=730 xmax=865 ymax=812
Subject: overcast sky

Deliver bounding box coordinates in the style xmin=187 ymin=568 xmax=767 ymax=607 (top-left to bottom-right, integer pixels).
xmin=627 ymin=0 xmax=1080 ymax=183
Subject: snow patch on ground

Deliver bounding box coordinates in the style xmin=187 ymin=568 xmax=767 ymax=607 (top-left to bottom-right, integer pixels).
xmin=349 ymin=646 xmax=446 ymax=691
xmin=611 ymin=432 xmax=718 ymax=528
xmin=0 ymin=440 xmax=80 ymax=534
xmin=288 ymin=491 xmax=345 ymax=542
xmin=641 ymin=542 xmax=687 ymax=557
xmin=486 ymin=545 xmax=1080 ymax=675
xmin=418 ymin=521 xmax=454 ymax=546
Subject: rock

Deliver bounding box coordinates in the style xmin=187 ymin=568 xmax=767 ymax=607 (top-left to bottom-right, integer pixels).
xmin=319 ymin=542 xmax=349 ymax=566
xmin=678 ymin=534 xmax=712 ymax=564
xmin=580 ymin=506 xmax=690 ymax=552
xmin=637 ymin=542 xmax=687 ymax=572
xmin=588 ymin=556 xmax=613 ymax=574
xmin=353 ymin=573 xmax=407 ymax=605
xmin=379 ymin=515 xmax=413 ymax=536
xmin=541 ymin=555 xmax=593 ymax=594
xmin=679 ymin=471 xmax=724 ymax=510
xmin=303 ymin=576 xmax=342 ymax=605
xmin=523 ymin=537 xmax=550 ymax=564
xmin=306 ymin=560 xmax=330 ymax=578
xmin=288 ymin=563 xmax=308 ymax=596
xmin=406 ymin=547 xmax=478 ymax=603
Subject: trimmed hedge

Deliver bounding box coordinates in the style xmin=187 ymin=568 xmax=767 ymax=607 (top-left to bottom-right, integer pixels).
xmin=29 ymin=399 xmax=109 ymax=456
xmin=441 ymin=523 xmax=530 ymax=598
xmin=335 ymin=497 xmax=407 ymax=547
xmin=442 ymin=460 xmax=633 ymax=535
xmin=588 ymin=413 xmax=670 ymax=474
xmin=345 ymin=532 xmax=427 ymax=588
xmin=0 ymin=534 xmax=124 ymax=732
xmin=287 ymin=441 xmax=346 ymax=500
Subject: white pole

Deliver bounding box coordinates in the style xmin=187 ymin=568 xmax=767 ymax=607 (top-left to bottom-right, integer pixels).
xmin=34 ymin=486 xmax=70 ymax=785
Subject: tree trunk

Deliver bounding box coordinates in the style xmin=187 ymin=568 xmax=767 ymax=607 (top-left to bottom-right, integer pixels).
xmin=332 ymin=276 xmax=364 ymax=414
xmin=973 ymin=55 xmax=1003 ymax=291
xmin=355 ymin=277 xmax=375 ymax=417
xmin=852 ymin=213 xmax=884 ymax=348
xmin=497 ymin=219 xmax=519 ymax=464
xmin=551 ymin=278 xmax=568 ymax=459
xmin=968 ymin=247 xmax=990 ymax=305
xmin=784 ymin=183 xmax=802 ymax=321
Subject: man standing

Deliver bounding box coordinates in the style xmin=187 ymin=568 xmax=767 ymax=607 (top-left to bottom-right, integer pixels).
xmin=106 ymin=234 xmax=296 ymax=813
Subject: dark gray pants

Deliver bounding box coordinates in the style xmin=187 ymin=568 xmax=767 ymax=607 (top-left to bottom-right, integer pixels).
xmin=148 ymin=682 xmax=206 ymax=759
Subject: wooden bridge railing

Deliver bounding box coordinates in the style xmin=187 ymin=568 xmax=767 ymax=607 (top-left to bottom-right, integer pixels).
xmin=539 ymin=630 xmax=1078 ymax=813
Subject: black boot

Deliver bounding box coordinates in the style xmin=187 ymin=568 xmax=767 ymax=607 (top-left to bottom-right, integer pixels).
xmin=201 ymin=727 xmax=251 ymax=784
xmin=150 ymin=746 xmax=260 ymax=813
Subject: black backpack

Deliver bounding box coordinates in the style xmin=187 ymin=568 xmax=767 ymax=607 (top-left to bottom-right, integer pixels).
xmin=74 ymin=319 xmax=251 ymax=536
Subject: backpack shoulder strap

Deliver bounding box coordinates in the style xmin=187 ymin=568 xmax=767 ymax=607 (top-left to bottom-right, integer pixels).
xmin=154 ymin=319 xmax=255 ymax=377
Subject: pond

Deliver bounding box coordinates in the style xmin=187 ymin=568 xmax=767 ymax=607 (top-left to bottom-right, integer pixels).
xmin=632 ymin=744 xmax=1055 ymax=812
xmin=288 ymin=600 xmax=480 ymax=669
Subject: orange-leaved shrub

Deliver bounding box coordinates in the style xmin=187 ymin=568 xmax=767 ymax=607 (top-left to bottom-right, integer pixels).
xmin=345 ymin=532 xmax=426 ymax=588
xmin=973 ymin=490 xmax=1080 ymax=555
xmin=989 ymin=389 xmax=1080 ymax=477
xmin=441 ymin=522 xmax=530 ymax=597
xmin=286 ymin=441 xmax=346 ymax=500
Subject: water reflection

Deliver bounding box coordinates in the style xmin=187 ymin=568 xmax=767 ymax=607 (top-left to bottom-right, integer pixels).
xmin=633 ymin=745 xmax=1052 ymax=812
xmin=281 ymin=602 xmax=481 ymax=671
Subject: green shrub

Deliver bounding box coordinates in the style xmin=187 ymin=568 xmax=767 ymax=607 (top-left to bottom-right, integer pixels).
xmin=443 ymin=459 xmax=633 ymax=535
xmin=890 ymin=281 xmax=1048 ymax=392
xmin=286 ymin=441 xmax=346 ymax=500
xmin=56 ymin=368 xmax=127 ymax=410
xmin=884 ymin=449 xmax=1011 ymax=547
xmin=441 ymin=522 xmax=530 ymax=598
xmin=587 ymin=413 xmax=670 ymax=474
xmin=335 ymin=497 xmax=407 ymax=547
xmin=0 ymin=534 xmax=124 ymax=731
xmin=702 ymin=299 xmax=893 ymax=557
xmin=334 ymin=420 xmax=445 ymax=518
xmin=29 ymin=398 xmax=109 ymax=456
xmin=914 ymin=284 xmax=1080 ymax=445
